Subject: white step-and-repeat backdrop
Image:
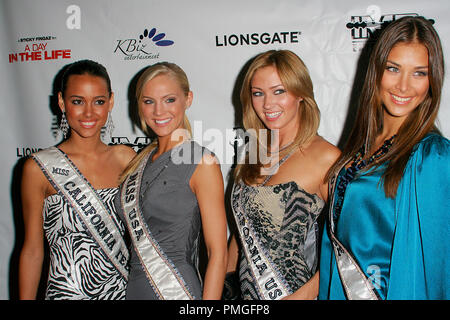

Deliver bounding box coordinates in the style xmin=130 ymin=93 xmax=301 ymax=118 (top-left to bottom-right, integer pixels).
xmin=1 ymin=0 xmax=449 ymax=299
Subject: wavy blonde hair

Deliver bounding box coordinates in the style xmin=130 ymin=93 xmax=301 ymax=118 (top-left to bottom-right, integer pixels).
xmin=119 ymin=62 xmax=192 ymax=183
xmin=235 ymin=50 xmax=320 ymax=184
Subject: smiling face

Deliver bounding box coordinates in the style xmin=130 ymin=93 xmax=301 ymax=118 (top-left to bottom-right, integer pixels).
xmin=139 ymin=73 xmax=192 ymax=140
xmin=379 ymin=42 xmax=430 ymax=128
xmin=250 ymin=65 xmax=302 ymax=139
xmin=59 ymin=73 xmax=113 ymax=139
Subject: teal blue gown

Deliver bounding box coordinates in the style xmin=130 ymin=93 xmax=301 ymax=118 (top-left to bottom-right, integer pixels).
xmin=319 ymin=133 xmax=450 ymax=300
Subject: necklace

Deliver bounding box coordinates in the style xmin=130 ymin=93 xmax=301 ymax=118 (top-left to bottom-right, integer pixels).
xmin=259 ymin=147 xmax=297 ymax=186
xmin=351 ymin=135 xmax=396 ymax=171
xmin=267 ymin=139 xmax=295 ymax=154
xmin=333 ymin=134 xmax=396 ymax=223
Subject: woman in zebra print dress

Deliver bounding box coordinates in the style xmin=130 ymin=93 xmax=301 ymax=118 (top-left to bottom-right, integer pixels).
xmin=19 ymin=60 xmax=135 ymax=299
xmin=227 ymin=50 xmax=340 ymax=300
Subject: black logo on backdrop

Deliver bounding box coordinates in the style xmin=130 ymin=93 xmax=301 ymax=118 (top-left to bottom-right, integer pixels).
xmin=16 ymin=147 xmax=43 ymax=158
xmin=346 ymin=12 xmax=434 ymax=52
xmin=110 ymin=136 xmax=152 ymax=152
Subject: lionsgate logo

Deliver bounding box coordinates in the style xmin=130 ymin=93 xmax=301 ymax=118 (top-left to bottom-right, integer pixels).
xmin=215 ymin=31 xmax=302 ymax=47
xmin=17 ymin=147 xmax=43 ymax=158
xmin=346 ymin=7 xmax=434 ymax=52
xmin=114 ymin=27 xmax=174 ymax=61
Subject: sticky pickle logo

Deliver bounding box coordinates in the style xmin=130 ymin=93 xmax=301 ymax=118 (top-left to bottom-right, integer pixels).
xmin=8 ymin=5 xmax=78 ymax=64
xmin=114 ymin=27 xmax=174 ymax=61
xmin=346 ymin=7 xmax=434 ymax=52
xmin=8 ymin=35 xmax=71 ymax=64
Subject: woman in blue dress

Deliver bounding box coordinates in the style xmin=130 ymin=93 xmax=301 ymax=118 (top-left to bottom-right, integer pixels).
xmin=319 ymin=16 xmax=449 ymax=300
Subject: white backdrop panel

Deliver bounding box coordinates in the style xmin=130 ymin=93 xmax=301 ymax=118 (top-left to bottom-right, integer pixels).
xmin=1 ymin=0 xmax=449 ymax=299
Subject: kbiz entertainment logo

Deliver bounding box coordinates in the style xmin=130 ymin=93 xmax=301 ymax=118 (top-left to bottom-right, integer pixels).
xmin=114 ymin=27 xmax=174 ymax=61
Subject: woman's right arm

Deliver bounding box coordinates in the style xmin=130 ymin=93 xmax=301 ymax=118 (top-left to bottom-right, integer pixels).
xmin=226 ymin=235 xmax=239 ymax=273
xmin=19 ymin=158 xmax=47 ymax=299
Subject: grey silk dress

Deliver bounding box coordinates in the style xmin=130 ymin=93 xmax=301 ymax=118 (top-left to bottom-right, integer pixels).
xmin=115 ymin=141 xmax=209 ymax=300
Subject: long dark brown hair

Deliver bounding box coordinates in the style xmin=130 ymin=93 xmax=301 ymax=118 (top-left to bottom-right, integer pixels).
xmin=327 ymin=16 xmax=445 ymax=198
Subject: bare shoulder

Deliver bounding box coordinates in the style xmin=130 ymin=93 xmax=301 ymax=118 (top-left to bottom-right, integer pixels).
xmin=307 ymin=136 xmax=341 ymax=166
xmin=22 ymin=156 xmax=44 ymax=181
xmin=111 ymin=143 xmax=136 ymax=157
xmin=190 ymin=152 xmax=223 ymax=191
xmin=200 ymin=151 xmax=220 ymax=166
xmin=22 ymin=156 xmax=50 ymax=194
xmin=195 ymin=152 xmax=221 ymax=177
xmin=110 ymin=144 xmax=136 ymax=167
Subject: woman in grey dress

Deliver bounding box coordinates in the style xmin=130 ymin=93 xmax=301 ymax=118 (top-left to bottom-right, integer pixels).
xmin=116 ymin=62 xmax=227 ymax=300
xmin=227 ymin=50 xmax=340 ymax=300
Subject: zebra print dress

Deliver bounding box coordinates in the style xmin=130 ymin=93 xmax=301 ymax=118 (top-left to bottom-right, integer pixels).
xmin=43 ymin=188 xmax=127 ymax=300
xmin=233 ymin=181 xmax=324 ymax=300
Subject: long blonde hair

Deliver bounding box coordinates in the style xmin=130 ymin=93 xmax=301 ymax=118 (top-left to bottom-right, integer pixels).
xmin=235 ymin=50 xmax=320 ymax=184
xmin=119 ymin=62 xmax=192 ymax=183
xmin=326 ymin=16 xmax=444 ymax=198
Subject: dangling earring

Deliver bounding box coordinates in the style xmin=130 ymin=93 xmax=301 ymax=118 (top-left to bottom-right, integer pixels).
xmin=60 ymin=111 xmax=69 ymax=139
xmin=104 ymin=111 xmax=115 ymax=141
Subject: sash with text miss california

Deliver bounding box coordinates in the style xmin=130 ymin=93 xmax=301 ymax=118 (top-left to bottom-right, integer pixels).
xmin=32 ymin=147 xmax=129 ymax=280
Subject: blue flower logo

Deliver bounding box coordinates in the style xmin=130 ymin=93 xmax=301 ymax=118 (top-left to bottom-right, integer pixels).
xmin=139 ymin=28 xmax=174 ymax=46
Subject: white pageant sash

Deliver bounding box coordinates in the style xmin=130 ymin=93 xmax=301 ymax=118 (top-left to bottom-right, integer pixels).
xmin=121 ymin=151 xmax=194 ymax=300
xmin=327 ymin=170 xmax=379 ymax=300
xmin=231 ymin=183 xmax=292 ymax=300
xmin=33 ymin=147 xmax=129 ymax=280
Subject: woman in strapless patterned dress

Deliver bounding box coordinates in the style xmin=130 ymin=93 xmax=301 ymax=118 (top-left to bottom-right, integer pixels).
xmin=227 ymin=50 xmax=340 ymax=300
xmin=19 ymin=59 xmax=135 ymax=300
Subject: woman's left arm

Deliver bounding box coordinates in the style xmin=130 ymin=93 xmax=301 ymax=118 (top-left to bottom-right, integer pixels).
xmin=283 ymin=139 xmax=340 ymax=300
xmin=389 ymin=135 xmax=450 ymax=299
xmin=190 ymin=154 xmax=228 ymax=300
